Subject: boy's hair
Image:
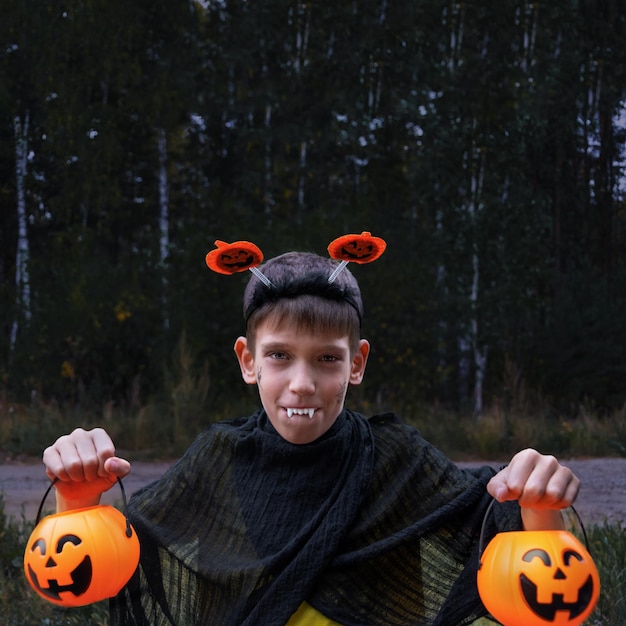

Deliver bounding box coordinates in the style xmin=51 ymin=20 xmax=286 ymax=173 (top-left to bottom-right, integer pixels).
xmin=243 ymin=252 xmax=363 ymax=354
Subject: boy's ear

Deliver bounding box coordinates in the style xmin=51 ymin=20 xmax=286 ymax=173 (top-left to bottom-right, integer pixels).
xmin=234 ymin=336 xmax=257 ymax=384
xmin=349 ymin=339 xmax=370 ymax=385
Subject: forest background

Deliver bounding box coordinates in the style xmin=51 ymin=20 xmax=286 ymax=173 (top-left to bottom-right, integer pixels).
xmin=2 ymin=1 xmax=626 ymax=457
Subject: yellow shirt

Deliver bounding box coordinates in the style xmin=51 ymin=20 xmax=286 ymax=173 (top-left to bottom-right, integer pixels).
xmin=286 ymin=602 xmax=343 ymax=625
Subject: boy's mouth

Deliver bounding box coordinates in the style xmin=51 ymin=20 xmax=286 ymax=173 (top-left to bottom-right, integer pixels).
xmin=286 ymin=408 xmax=315 ymax=419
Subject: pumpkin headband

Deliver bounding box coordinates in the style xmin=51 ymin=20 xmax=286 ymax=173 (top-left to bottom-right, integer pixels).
xmin=205 ymin=231 xmax=386 ymax=320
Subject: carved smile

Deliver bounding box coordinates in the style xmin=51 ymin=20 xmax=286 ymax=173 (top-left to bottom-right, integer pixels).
xmin=28 ymin=556 xmax=93 ymax=600
xmin=520 ymin=573 xmax=594 ymax=620
xmin=341 ymin=245 xmax=373 ymax=260
xmin=220 ymin=254 xmax=254 ymax=268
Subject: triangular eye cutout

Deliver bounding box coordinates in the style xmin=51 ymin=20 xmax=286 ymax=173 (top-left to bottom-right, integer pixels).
xmin=327 ymin=231 xmax=387 ymax=265
xmin=205 ymin=240 xmax=264 ymax=275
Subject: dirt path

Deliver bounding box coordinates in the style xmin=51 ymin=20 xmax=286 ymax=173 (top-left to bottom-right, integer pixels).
xmin=457 ymin=457 xmax=626 ymax=527
xmin=0 ymin=459 xmax=175 ymax=521
xmin=2 ymin=457 xmax=625 ymax=527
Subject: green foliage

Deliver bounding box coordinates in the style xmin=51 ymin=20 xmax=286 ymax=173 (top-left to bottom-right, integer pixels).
xmin=3 ymin=388 xmax=626 ymax=463
xmin=2 ymin=1 xmax=626 ymax=414
xmin=401 ymin=402 xmax=626 ymax=462
xmin=0 ymin=332 xmax=222 ymax=458
xmin=533 ymin=269 xmax=626 ymax=413
xmin=166 ymin=331 xmax=212 ymax=449
xmin=587 ymin=522 xmax=626 ymax=624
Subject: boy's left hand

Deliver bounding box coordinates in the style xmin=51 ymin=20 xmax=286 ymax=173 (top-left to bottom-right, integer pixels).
xmin=487 ymin=449 xmax=580 ymax=525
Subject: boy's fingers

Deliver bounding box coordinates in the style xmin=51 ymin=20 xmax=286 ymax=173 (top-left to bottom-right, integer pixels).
xmin=43 ymin=427 xmax=123 ymax=483
xmin=487 ymin=452 xmax=580 ymax=508
xmin=43 ymin=442 xmax=80 ymax=482
xmin=515 ymin=458 xmax=579 ymax=509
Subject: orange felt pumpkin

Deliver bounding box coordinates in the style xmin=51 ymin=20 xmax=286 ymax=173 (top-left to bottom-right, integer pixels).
xmin=205 ymin=239 xmax=264 ymax=274
xmin=327 ymin=231 xmax=386 ymax=264
xmin=477 ymin=527 xmax=600 ymax=626
xmin=23 ymin=479 xmax=140 ymax=607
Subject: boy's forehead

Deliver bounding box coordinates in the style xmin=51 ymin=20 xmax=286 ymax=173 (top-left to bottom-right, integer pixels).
xmin=255 ymin=319 xmax=352 ymax=348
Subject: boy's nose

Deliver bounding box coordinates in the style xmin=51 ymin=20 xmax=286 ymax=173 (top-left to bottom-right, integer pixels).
xmin=289 ymin=364 xmax=315 ymax=395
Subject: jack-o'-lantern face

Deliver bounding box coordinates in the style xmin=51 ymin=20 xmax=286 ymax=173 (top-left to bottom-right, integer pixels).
xmin=220 ymin=249 xmax=255 ymax=269
xmin=477 ymin=530 xmax=600 ymax=626
xmin=341 ymin=240 xmax=375 ymax=260
xmin=206 ymin=240 xmax=264 ymax=274
xmin=26 ymin=534 xmax=92 ymax=601
xmin=327 ymin=231 xmax=386 ymax=264
xmin=24 ymin=505 xmax=140 ymax=607
xmin=519 ymin=546 xmax=595 ymax=621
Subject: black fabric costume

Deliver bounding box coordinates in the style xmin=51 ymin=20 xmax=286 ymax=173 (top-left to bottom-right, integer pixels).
xmin=110 ymin=409 xmax=521 ymax=626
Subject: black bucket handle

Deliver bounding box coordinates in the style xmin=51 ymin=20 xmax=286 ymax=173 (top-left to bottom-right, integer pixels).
xmin=36 ymin=477 xmax=133 ymax=538
xmin=478 ymin=499 xmax=591 ymax=564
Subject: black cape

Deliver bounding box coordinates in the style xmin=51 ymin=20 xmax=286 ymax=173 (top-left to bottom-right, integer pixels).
xmin=110 ymin=409 xmax=521 ymax=625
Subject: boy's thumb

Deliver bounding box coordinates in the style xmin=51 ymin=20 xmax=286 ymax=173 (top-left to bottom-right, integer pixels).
xmin=487 ymin=474 xmax=511 ymax=502
xmin=104 ymin=456 xmax=131 ymax=478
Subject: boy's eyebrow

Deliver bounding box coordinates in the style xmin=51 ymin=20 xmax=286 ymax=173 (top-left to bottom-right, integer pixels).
xmin=258 ymin=341 xmax=290 ymax=352
xmin=259 ymin=340 xmax=349 ymax=354
xmin=317 ymin=343 xmax=350 ymax=353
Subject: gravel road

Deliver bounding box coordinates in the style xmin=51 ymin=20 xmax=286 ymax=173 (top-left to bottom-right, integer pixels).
xmin=457 ymin=457 xmax=626 ymax=527
xmin=2 ymin=457 xmax=625 ymax=527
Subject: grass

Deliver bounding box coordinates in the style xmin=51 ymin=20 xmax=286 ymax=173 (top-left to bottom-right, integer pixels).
xmin=1 ymin=330 xmax=625 ymax=461
xmin=1 ymin=497 xmax=622 ymax=624
xmin=2 ymin=391 xmax=625 ymax=462
xmin=395 ymin=401 xmax=626 ymax=461
xmin=586 ymin=521 xmax=626 ymax=623
xmin=0 ymin=384 xmax=624 ymax=623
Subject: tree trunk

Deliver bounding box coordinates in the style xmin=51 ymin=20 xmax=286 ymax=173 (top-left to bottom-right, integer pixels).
xmin=467 ymin=131 xmax=487 ymax=416
xmin=158 ymin=128 xmax=170 ymax=332
xmin=10 ymin=112 xmax=31 ymax=359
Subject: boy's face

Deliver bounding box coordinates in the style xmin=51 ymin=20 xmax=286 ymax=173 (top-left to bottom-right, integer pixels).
xmin=234 ymin=320 xmax=370 ymax=444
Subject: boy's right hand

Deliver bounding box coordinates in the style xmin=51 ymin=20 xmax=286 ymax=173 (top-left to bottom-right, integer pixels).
xmin=43 ymin=427 xmax=131 ymax=511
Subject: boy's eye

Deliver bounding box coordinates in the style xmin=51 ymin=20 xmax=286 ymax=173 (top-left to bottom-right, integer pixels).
xmin=320 ymin=355 xmax=339 ymax=362
xmin=269 ymin=351 xmax=288 ymax=360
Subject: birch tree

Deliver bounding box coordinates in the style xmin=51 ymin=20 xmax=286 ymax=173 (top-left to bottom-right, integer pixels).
xmin=9 ymin=112 xmax=31 ymax=359
xmin=158 ymin=128 xmax=170 ymax=332
xmin=2 ymin=0 xmax=626 ymax=411
xmin=464 ymin=133 xmax=488 ymax=416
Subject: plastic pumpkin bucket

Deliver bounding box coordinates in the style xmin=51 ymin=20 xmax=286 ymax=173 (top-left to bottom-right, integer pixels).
xmin=23 ymin=478 xmax=140 ymax=607
xmin=477 ymin=501 xmax=600 ymax=626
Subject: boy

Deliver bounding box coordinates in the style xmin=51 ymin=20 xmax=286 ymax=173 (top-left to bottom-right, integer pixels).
xmin=43 ymin=250 xmax=579 ymax=625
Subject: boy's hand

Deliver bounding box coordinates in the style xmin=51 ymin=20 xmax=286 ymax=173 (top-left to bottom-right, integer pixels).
xmin=487 ymin=448 xmax=580 ymax=530
xmin=43 ymin=427 xmax=131 ymax=511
